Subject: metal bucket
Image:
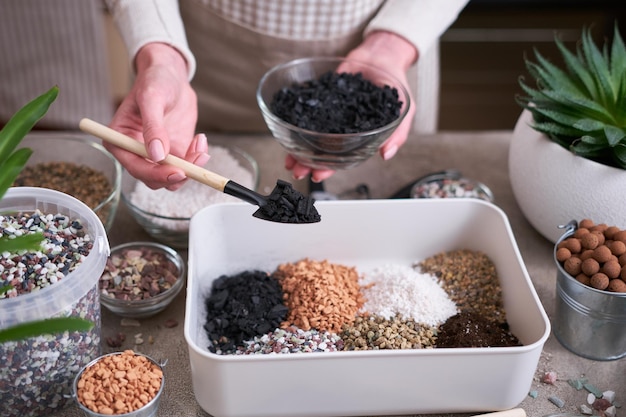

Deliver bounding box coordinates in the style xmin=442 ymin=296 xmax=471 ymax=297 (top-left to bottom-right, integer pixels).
xmin=553 ymin=221 xmax=626 ymax=361
xmin=71 ymin=351 xmax=166 ymax=417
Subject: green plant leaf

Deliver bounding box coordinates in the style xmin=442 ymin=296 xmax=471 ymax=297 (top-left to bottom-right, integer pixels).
xmin=570 ymin=137 xmax=608 ymax=158
xmin=0 ymin=233 xmax=44 ymax=253
xmin=0 ymin=284 xmax=14 ymax=296
xmin=613 ymin=143 xmax=626 ymax=168
xmin=572 ymin=118 xmax=607 ymax=132
xmin=527 ymin=49 xmax=586 ymax=98
xmin=581 ymin=27 xmax=615 ymax=108
xmin=555 ymin=35 xmax=598 ymax=99
xmin=604 ymin=125 xmax=626 ymax=146
xmin=0 ymin=317 xmax=94 ymax=344
xmin=0 ymin=147 xmax=32 ymax=199
xmin=610 ymin=23 xmax=626 ymax=90
xmin=531 ymin=121 xmax=582 ymax=139
xmin=0 ymin=86 xmax=58 ymax=168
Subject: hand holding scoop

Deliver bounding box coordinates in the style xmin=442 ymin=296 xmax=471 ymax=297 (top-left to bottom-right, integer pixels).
xmin=79 ymin=118 xmax=321 ymax=224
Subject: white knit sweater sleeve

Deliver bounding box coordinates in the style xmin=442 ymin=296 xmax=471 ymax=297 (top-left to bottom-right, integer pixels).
xmin=104 ymin=0 xmax=196 ymax=80
xmin=365 ymin=0 xmax=469 ymax=56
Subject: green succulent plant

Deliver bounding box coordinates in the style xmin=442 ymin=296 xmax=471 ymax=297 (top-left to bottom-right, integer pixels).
xmin=517 ymin=23 xmax=626 ymax=169
xmin=0 ymin=86 xmax=93 ymax=343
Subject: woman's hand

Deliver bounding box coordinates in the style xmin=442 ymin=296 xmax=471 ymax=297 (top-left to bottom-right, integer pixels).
xmin=105 ymin=43 xmax=210 ymax=190
xmin=286 ymin=31 xmax=418 ymax=183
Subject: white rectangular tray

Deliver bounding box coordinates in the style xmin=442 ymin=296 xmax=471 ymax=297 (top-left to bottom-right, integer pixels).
xmin=185 ymin=199 xmax=550 ymax=417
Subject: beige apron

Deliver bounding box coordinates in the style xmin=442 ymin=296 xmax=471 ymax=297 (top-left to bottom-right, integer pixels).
xmin=180 ymin=0 xmax=438 ymax=134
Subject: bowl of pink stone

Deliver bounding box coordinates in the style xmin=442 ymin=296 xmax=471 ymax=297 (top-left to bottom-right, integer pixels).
xmin=99 ymin=241 xmax=185 ymax=318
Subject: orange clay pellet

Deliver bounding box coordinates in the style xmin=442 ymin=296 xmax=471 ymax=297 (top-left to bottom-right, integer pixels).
xmin=556 ymin=247 xmax=571 ymax=262
xmin=564 ymin=256 xmax=582 ymax=276
xmin=581 ymin=258 xmax=600 ymax=276
xmin=76 ymin=350 xmax=162 ymax=415
xmin=580 ymin=232 xmax=599 ymax=250
xmin=593 ymin=245 xmax=612 ymax=263
xmin=557 ymin=219 xmax=626 ymax=293
xmin=274 ymin=258 xmax=364 ymax=333
xmin=608 ymin=279 xmax=626 ymax=292
xmin=602 ymin=260 xmax=622 ymax=279
xmin=609 ymin=240 xmax=626 ymax=256
xmin=590 ymin=273 xmax=610 ymax=290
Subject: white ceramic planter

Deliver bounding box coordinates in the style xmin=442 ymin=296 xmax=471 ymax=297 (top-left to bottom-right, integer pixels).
xmin=509 ymin=110 xmax=626 ymax=243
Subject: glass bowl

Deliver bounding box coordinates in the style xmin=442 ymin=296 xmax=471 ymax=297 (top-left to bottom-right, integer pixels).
xmin=121 ymin=145 xmax=259 ymax=249
xmin=410 ymin=170 xmax=494 ymax=202
xmin=14 ymin=133 xmax=122 ymax=231
xmin=257 ymin=56 xmax=411 ymax=171
xmin=99 ymin=241 xmax=186 ymax=319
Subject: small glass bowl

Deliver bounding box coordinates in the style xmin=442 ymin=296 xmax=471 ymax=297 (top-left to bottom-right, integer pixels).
xmin=121 ymin=146 xmax=259 ymax=249
xmin=15 ymin=134 xmax=122 ymax=231
xmin=99 ymin=242 xmax=185 ymax=319
xmin=72 ymin=350 xmax=166 ymax=417
xmin=410 ymin=170 xmax=494 ymax=202
xmin=257 ymin=56 xmax=411 ymax=171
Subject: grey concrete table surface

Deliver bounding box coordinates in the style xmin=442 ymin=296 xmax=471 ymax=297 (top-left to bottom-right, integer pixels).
xmin=54 ymin=130 xmax=624 ymax=417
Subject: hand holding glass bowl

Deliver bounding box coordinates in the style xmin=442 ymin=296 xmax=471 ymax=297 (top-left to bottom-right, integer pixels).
xmin=256 ymin=57 xmax=411 ymax=171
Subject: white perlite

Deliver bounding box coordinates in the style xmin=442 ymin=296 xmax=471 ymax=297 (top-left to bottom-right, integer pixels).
xmin=360 ymin=263 xmax=458 ymax=327
xmin=128 ymin=145 xmax=255 ymax=230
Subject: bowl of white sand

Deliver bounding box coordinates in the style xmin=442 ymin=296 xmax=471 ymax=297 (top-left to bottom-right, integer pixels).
xmin=121 ymin=145 xmax=259 ymax=249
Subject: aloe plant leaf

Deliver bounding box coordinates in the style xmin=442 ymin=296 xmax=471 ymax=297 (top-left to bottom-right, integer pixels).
xmin=0 ymin=147 xmax=32 ymax=199
xmin=581 ymin=28 xmax=615 ymax=106
xmin=0 ymin=86 xmax=58 ymax=165
xmin=527 ymin=49 xmax=586 ymax=98
xmin=579 ymin=134 xmax=609 ymax=147
xmin=531 ymin=121 xmax=583 ymax=139
xmin=603 ymin=125 xmax=626 ymax=146
xmin=572 ymin=118 xmax=607 ymax=132
xmin=570 ymin=137 xmax=608 ymax=158
xmin=0 ymin=233 xmax=44 ymax=253
xmin=540 ymin=90 xmax=614 ymax=122
xmin=0 ymin=317 xmax=94 ymax=343
xmin=613 ymin=143 xmax=626 ymax=168
xmin=555 ymin=35 xmax=598 ymax=99
xmin=610 ymin=23 xmax=626 ymax=90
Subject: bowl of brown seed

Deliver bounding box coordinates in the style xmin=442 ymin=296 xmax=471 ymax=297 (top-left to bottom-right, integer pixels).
xmin=99 ymin=241 xmax=186 ymax=319
xmin=13 ymin=133 xmax=122 ymax=231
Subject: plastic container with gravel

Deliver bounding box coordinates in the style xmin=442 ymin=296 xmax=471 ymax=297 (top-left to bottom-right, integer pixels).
xmin=0 ymin=187 xmax=109 ymax=417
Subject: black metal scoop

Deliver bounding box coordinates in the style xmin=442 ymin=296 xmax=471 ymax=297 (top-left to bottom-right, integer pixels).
xmin=79 ymin=118 xmax=321 ymax=224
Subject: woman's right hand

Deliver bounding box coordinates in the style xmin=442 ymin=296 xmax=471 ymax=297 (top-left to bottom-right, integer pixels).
xmin=105 ymin=43 xmax=210 ymax=190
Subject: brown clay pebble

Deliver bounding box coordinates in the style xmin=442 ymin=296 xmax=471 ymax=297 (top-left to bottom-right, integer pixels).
xmin=613 ymin=230 xmax=626 ymax=244
xmin=573 ymin=228 xmax=590 ymax=239
xmin=607 ymin=279 xmax=626 ymax=293
xmin=556 ymin=247 xmax=571 ymax=262
xmin=580 ymin=250 xmax=595 ymax=261
xmin=575 ymin=274 xmax=591 ymax=286
xmin=621 ymin=266 xmax=626 ymax=281
xmin=579 ymin=219 xmax=595 ymax=229
xmin=581 ymin=258 xmax=600 ymax=276
xmin=560 ymin=237 xmax=582 ymax=254
xmin=619 ymin=254 xmax=626 ymax=267
xmin=592 ymin=231 xmax=606 ymax=245
xmin=602 ymin=260 xmax=622 ymax=279
xmin=564 ymin=256 xmax=582 ymax=276
xmin=580 ymin=232 xmax=599 ymax=250
xmin=604 ymin=226 xmax=621 ymax=240
xmin=609 ymin=240 xmax=626 ymax=256
xmin=592 ymin=245 xmax=612 ymax=263
xmin=590 ymin=273 xmax=610 ymax=290
xmin=591 ymin=223 xmax=608 ymax=233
